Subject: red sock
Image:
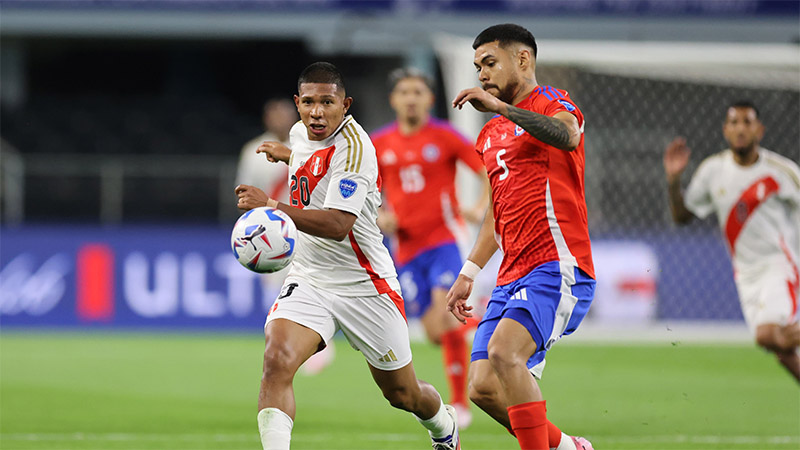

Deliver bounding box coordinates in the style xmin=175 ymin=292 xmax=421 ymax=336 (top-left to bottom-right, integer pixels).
xmin=441 ymin=329 xmax=468 ymax=406
xmin=547 ymin=420 xmax=562 ymax=448
xmin=508 ymin=401 xmax=548 ymax=450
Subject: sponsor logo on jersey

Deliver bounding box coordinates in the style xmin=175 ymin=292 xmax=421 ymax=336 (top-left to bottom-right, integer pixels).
xmin=422 ymin=144 xmax=440 ymax=162
xmin=514 ymin=125 xmax=525 ymax=136
xmin=339 ymin=179 xmax=358 ymax=199
xmin=557 ymin=99 xmax=576 ymax=112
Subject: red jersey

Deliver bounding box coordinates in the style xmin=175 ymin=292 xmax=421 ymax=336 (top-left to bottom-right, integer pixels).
xmin=373 ymin=118 xmax=483 ymax=265
xmin=477 ymin=86 xmax=594 ymax=285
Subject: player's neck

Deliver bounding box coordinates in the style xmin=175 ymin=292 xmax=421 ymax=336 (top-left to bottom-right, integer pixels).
xmin=398 ymin=116 xmax=428 ymax=136
xmin=732 ymin=147 xmax=759 ymax=166
xmin=510 ymin=80 xmax=537 ymax=106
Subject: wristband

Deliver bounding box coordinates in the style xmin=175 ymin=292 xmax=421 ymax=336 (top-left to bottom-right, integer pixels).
xmin=266 ymin=198 xmax=279 ymax=209
xmin=459 ymin=260 xmax=482 ymax=280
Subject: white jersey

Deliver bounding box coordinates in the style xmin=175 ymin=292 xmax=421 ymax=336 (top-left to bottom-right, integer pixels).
xmin=284 ymin=115 xmax=400 ymax=297
xmin=236 ymin=131 xmax=290 ymax=202
xmin=685 ymin=147 xmax=800 ymax=275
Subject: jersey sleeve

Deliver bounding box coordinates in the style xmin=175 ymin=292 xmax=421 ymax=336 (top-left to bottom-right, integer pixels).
xmin=776 ymin=156 xmax=800 ymax=207
xmin=541 ymin=90 xmax=584 ymax=129
xmin=684 ymin=156 xmax=716 ymax=219
xmin=450 ymin=128 xmax=483 ymax=173
xmin=323 ymin=126 xmax=375 ymax=216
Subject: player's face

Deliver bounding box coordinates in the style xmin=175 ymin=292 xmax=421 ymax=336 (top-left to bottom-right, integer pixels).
xmin=264 ymin=100 xmax=298 ymax=138
xmin=473 ymin=41 xmax=522 ymax=103
xmin=390 ymin=77 xmax=434 ymax=125
xmin=295 ymin=83 xmax=353 ymax=141
xmin=722 ymin=107 xmax=764 ymax=155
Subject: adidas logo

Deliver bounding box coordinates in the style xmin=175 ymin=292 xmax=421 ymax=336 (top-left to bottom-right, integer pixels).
xmin=378 ymin=349 xmax=398 ymax=363
xmin=511 ymin=288 xmax=528 ymax=301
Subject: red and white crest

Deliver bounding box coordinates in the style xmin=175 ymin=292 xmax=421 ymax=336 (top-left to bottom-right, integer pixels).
xmin=310 ymin=156 xmax=323 ymax=177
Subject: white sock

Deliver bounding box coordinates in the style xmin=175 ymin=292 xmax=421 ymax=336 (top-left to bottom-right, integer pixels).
xmin=553 ymin=432 xmax=577 ymax=450
xmin=257 ymin=408 xmax=293 ymax=450
xmin=415 ymin=401 xmax=453 ymax=439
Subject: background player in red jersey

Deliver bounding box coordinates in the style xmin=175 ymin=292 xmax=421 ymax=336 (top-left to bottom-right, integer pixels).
xmin=447 ymin=24 xmax=595 ymax=450
xmin=372 ymin=68 xmax=488 ymax=428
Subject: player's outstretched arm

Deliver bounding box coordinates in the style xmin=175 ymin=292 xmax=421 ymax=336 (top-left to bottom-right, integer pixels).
xmin=275 ymin=205 xmax=357 ymax=241
xmin=447 ymin=205 xmax=498 ymax=323
xmin=235 ymin=185 xmax=356 ymax=240
xmin=663 ymin=137 xmax=694 ymax=224
xmin=451 ymin=87 xmax=579 ymax=151
xmin=460 ymin=171 xmax=491 ymax=224
xmin=505 ymin=109 xmax=580 ymax=151
xmin=257 ymin=141 xmax=292 ymax=164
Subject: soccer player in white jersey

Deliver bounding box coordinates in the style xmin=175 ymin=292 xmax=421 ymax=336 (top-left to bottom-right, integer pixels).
xmin=664 ymin=100 xmax=800 ymax=383
xmin=235 ymin=62 xmax=461 ymax=450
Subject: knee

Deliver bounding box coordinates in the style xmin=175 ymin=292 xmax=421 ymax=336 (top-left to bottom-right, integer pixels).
xmin=262 ymin=341 xmax=300 ymax=380
xmin=487 ymin=343 xmax=525 ymax=375
xmin=468 ymin=377 xmax=499 ymax=409
xmin=755 ymin=326 xmax=782 ymax=352
xmin=382 ymin=385 xmax=418 ymax=412
xmin=426 ymin=329 xmax=443 ymax=346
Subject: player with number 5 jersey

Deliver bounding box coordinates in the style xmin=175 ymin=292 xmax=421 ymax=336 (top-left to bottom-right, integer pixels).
xmin=447 ymin=24 xmax=595 ymax=450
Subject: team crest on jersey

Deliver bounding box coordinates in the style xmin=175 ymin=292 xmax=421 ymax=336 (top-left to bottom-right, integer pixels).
xmin=422 ymin=144 xmax=440 ymax=162
xmin=514 ymin=125 xmax=525 ymax=136
xmin=339 ymin=179 xmax=358 ymax=199
xmin=310 ymin=156 xmax=324 ymax=176
xmin=381 ymin=150 xmax=397 ymax=165
xmin=558 ymin=99 xmax=576 ymax=112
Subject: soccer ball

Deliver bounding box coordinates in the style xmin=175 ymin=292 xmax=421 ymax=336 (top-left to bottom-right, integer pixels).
xmin=231 ymin=207 xmax=297 ymax=273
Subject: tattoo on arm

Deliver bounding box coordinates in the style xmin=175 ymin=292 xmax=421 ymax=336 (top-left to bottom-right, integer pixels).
xmin=506 ymin=106 xmax=572 ymax=150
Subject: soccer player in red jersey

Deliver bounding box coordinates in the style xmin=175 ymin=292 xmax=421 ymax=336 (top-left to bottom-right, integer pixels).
xmin=447 ymin=24 xmax=595 ymax=450
xmin=372 ymin=68 xmax=488 ymax=428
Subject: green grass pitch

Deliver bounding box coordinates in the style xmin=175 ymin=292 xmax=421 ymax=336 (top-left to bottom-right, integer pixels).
xmin=1 ymin=333 xmax=798 ymax=449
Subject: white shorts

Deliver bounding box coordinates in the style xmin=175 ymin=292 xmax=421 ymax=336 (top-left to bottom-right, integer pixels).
xmin=265 ymin=277 xmax=412 ymax=371
xmin=735 ymin=261 xmax=799 ymax=333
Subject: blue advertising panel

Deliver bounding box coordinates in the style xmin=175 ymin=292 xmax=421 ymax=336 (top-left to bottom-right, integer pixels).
xmin=0 ymin=225 xmax=742 ymax=329
xmin=0 ymin=225 xmax=280 ymax=329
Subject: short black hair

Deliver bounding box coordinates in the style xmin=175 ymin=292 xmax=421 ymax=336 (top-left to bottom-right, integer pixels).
xmin=387 ymin=67 xmax=434 ymax=92
xmin=728 ymin=100 xmax=760 ymax=119
xmin=297 ymin=62 xmax=346 ymax=94
xmin=473 ymin=23 xmax=537 ymax=58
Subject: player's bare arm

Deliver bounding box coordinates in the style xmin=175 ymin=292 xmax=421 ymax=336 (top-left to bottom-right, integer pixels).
xmin=664 ymin=137 xmax=694 ymax=224
xmin=452 ymin=87 xmax=579 ymax=151
xmin=275 ymin=205 xmax=357 ymax=241
xmin=235 ymin=184 xmax=355 ymax=240
xmin=460 ymin=171 xmax=491 ymax=224
xmin=447 ymin=203 xmax=499 ymax=323
xmin=376 ymin=206 xmax=398 ymax=234
xmin=257 ymin=141 xmax=292 ymax=164
xmin=505 ymin=109 xmax=580 ymax=151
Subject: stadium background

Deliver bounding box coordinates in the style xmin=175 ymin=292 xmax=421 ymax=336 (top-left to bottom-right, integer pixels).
xmin=1 ymin=1 xmax=799 ymax=449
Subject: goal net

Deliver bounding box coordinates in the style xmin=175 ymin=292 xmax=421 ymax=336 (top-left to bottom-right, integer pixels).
xmin=435 ymin=35 xmax=799 ymax=326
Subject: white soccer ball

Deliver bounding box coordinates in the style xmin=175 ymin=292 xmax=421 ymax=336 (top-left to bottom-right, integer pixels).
xmin=231 ymin=207 xmax=297 ymax=273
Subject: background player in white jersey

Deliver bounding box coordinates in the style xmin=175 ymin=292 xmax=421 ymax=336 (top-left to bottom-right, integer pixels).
xmin=235 ymin=62 xmax=461 ymax=450
xmin=664 ymin=100 xmax=800 ymax=383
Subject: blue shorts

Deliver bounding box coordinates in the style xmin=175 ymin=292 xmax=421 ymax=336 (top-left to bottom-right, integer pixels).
xmin=471 ymin=261 xmax=595 ymax=378
xmin=397 ymin=243 xmax=462 ymax=318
